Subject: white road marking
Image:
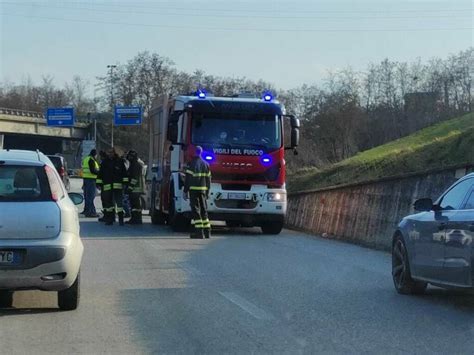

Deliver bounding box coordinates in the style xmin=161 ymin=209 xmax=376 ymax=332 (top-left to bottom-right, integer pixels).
xmin=219 ymin=291 xmax=275 ymax=320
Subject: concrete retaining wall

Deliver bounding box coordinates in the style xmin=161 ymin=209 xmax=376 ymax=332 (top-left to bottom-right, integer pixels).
xmin=286 ymin=165 xmax=473 ymax=250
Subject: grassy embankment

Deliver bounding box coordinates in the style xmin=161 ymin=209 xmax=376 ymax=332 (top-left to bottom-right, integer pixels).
xmin=289 ymin=112 xmax=474 ymax=193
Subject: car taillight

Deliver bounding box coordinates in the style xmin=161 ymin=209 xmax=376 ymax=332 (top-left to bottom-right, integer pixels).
xmin=44 ymin=165 xmax=61 ymax=201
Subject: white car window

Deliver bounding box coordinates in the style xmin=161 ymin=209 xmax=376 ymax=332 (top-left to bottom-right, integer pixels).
xmin=0 ymin=165 xmax=51 ymax=202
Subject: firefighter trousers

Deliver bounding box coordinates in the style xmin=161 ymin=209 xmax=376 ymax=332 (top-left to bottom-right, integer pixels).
xmin=102 ymin=188 xmax=124 ymax=216
xmin=190 ymin=191 xmax=210 ymax=238
xmin=128 ymin=192 xmax=143 ymax=223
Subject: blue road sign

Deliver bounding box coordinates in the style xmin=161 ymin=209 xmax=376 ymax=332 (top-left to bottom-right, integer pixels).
xmin=114 ymin=106 xmax=142 ymax=126
xmin=46 ymin=107 xmax=75 ymax=126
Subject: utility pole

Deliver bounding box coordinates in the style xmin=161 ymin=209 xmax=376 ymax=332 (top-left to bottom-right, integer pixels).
xmin=107 ymin=64 xmax=117 ymax=147
xmin=87 ymin=112 xmax=96 ymax=143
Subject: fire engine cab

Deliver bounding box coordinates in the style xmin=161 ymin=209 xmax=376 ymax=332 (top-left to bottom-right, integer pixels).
xmin=146 ymin=91 xmax=300 ymax=234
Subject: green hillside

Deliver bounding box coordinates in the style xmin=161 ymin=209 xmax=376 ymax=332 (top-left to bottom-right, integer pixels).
xmin=289 ymin=112 xmax=474 ymax=193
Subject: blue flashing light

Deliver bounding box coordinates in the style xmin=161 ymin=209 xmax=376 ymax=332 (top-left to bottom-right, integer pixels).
xmin=197 ymin=89 xmax=207 ymax=99
xmin=260 ymin=155 xmax=272 ymax=166
xmin=262 ymin=91 xmax=273 ymax=102
xmin=203 ymin=151 xmax=215 ymax=162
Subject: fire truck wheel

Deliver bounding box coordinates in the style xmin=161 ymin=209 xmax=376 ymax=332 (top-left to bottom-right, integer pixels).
xmin=261 ymin=221 xmax=284 ymax=235
xmin=0 ymin=290 xmax=13 ymax=308
xmin=151 ymin=208 xmax=166 ymax=225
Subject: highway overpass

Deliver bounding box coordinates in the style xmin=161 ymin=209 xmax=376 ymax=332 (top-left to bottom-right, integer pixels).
xmin=0 ymin=107 xmax=91 ymax=167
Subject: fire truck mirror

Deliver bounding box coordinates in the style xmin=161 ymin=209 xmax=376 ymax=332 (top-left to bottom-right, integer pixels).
xmin=291 ymin=127 xmax=300 ymax=148
xmin=167 ymin=121 xmax=178 ymax=143
xmin=290 ymin=115 xmax=300 ymax=128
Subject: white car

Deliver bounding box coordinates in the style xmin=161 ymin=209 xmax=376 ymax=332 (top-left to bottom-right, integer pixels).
xmin=0 ymin=150 xmax=84 ymax=310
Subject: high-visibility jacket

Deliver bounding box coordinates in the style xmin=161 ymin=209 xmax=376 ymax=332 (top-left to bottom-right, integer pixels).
xmin=96 ymin=156 xmax=128 ymax=191
xmin=82 ymin=155 xmax=100 ymax=179
xmin=184 ymin=156 xmax=211 ymax=193
xmin=128 ymin=158 xmax=145 ymax=194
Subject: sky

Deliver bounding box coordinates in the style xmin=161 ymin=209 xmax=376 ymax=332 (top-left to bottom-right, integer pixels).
xmin=0 ymin=0 xmax=472 ymax=92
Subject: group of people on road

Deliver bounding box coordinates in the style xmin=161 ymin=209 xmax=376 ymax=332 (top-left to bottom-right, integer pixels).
xmin=81 ymin=145 xmax=212 ymax=239
xmin=81 ymin=147 xmax=145 ymax=226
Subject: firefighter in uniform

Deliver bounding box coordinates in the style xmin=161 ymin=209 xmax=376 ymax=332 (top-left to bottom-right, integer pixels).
xmin=184 ymin=146 xmax=211 ymax=239
xmin=97 ymin=148 xmax=128 ymax=226
xmin=125 ymin=150 xmax=145 ymax=225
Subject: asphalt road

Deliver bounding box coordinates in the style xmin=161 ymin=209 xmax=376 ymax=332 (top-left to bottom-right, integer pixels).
xmin=0 ymin=180 xmax=473 ymax=354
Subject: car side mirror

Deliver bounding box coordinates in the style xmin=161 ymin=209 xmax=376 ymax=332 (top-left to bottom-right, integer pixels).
xmin=68 ymin=192 xmax=84 ymax=205
xmin=414 ymin=198 xmax=433 ymax=212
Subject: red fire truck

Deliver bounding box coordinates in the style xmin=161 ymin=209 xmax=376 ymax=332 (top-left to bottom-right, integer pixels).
xmin=145 ymin=91 xmax=300 ymax=234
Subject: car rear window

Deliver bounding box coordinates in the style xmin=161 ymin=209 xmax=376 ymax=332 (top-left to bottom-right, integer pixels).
xmin=0 ymin=165 xmax=52 ymax=202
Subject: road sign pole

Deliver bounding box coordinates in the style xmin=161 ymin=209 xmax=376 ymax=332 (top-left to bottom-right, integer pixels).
xmin=107 ymin=64 xmax=117 ymax=148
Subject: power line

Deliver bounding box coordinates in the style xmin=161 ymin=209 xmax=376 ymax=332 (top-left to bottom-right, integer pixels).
xmin=1 ymin=1 xmax=471 ymax=20
xmin=1 ymin=0 xmax=472 ymax=15
xmin=2 ymin=12 xmax=472 ymax=33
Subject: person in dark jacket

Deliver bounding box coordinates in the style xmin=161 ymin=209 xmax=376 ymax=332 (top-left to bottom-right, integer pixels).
xmin=97 ymin=148 xmax=128 ymax=226
xmin=125 ymin=150 xmax=145 ymax=225
xmin=184 ymin=146 xmax=211 ymax=239
xmin=81 ymin=149 xmax=100 ymax=217
xmin=97 ymin=150 xmax=108 ymax=222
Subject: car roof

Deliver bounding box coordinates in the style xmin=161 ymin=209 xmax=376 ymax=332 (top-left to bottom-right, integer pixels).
xmin=460 ymin=172 xmax=474 ymax=181
xmin=0 ymin=149 xmax=53 ymax=166
xmin=47 ymin=155 xmax=63 ymax=161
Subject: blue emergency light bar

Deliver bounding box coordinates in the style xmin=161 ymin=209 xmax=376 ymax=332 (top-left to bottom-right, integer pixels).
xmin=262 ymin=91 xmax=274 ymax=102
xmin=197 ymin=89 xmax=207 ymax=99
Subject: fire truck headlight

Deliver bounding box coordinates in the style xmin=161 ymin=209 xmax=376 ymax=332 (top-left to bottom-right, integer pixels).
xmin=267 ymin=192 xmax=286 ymax=202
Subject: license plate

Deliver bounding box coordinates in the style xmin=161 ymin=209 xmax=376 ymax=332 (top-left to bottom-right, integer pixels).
xmin=228 ymin=193 xmax=246 ymax=200
xmin=0 ymin=251 xmax=15 ymax=264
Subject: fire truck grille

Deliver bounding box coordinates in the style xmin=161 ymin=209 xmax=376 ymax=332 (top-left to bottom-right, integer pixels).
xmin=213 ymin=164 xmax=281 ymax=182
xmin=215 ymin=199 xmax=259 ymax=209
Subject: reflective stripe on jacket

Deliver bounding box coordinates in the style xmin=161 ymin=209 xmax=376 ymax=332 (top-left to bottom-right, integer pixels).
xmin=97 ymin=156 xmax=128 ymax=190
xmin=82 ymin=156 xmax=99 ymax=179
xmin=184 ymin=156 xmax=211 ymax=193
xmin=128 ymin=159 xmax=145 ymax=193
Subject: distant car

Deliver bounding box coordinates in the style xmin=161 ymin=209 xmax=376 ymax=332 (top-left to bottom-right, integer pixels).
xmin=47 ymin=154 xmax=71 ymax=191
xmin=392 ymin=173 xmax=474 ymax=294
xmin=0 ymin=149 xmax=84 ymax=310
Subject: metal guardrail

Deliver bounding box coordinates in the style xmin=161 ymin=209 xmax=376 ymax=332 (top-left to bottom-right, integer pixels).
xmin=0 ymin=107 xmax=45 ymax=118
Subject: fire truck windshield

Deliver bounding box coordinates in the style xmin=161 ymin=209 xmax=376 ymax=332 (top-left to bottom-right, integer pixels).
xmin=191 ymin=113 xmax=282 ymax=151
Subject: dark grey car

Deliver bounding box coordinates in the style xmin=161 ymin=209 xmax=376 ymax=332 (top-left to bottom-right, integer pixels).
xmin=392 ymin=173 xmax=474 ymax=294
